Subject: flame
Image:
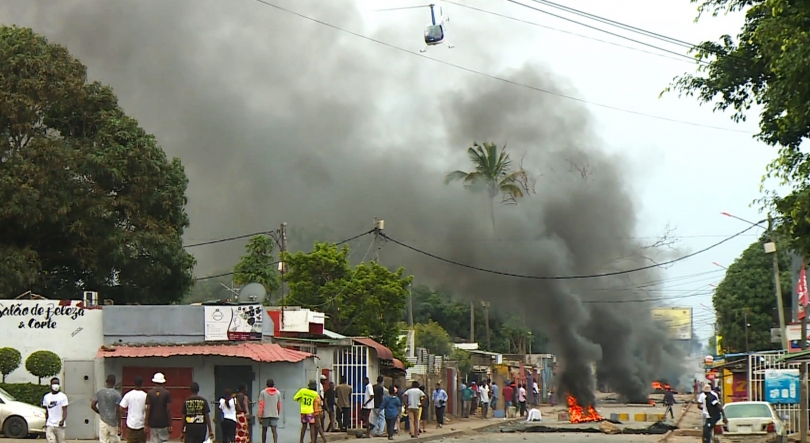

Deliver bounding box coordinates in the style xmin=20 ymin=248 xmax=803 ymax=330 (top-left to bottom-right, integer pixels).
xmin=651 ymin=381 xmax=663 ymax=390
xmin=566 ymin=395 xmax=603 ymax=423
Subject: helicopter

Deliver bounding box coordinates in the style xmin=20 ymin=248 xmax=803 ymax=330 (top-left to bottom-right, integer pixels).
xmin=374 ymin=2 xmax=454 ymax=53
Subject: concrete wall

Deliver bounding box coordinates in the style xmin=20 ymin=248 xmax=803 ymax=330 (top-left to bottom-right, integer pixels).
xmin=104 ymin=355 xmax=316 ymax=443
xmin=0 ymin=300 xmax=103 ymax=384
xmin=102 ymin=305 xmax=274 ymax=344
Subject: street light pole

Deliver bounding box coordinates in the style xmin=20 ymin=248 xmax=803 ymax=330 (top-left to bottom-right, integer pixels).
xmin=722 ymin=212 xmax=787 ymax=349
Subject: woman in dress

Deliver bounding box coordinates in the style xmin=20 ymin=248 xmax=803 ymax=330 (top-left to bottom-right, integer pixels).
xmin=235 ymin=385 xmax=251 ymax=443
xmin=219 ymin=389 xmax=238 ymax=443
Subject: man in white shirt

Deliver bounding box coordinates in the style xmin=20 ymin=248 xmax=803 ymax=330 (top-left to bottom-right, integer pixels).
xmin=43 ymin=377 xmax=69 ymax=443
xmin=403 ymin=381 xmax=424 ymax=438
xmin=479 ymin=383 xmax=490 ymax=419
xmin=361 ymin=377 xmax=374 ymax=436
xmin=120 ymin=376 xmax=148 ymax=443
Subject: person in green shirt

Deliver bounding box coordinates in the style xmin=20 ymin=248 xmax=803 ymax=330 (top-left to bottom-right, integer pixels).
xmin=461 ymin=384 xmax=473 ymax=418
xmin=293 ymin=381 xmax=319 ymax=443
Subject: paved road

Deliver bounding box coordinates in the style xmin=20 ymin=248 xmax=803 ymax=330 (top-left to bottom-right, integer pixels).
xmin=441 ymin=433 xmax=665 ymax=443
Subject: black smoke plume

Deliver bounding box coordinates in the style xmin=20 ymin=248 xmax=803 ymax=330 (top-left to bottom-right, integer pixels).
xmin=0 ymin=0 xmax=686 ymax=404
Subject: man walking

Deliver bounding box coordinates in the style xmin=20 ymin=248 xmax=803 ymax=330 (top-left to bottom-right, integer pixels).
xmin=293 ymin=381 xmax=319 ymax=443
xmin=478 ymin=382 xmax=490 ymax=419
xmin=461 ymin=384 xmax=473 ymax=419
xmin=258 ymin=379 xmax=281 ymax=443
xmin=146 ymin=373 xmax=172 ymax=443
xmin=92 ymin=375 xmax=122 ymax=443
xmin=43 ymin=377 xmax=69 ymax=443
xmin=335 ymin=377 xmax=352 ymax=431
xmin=502 ymin=382 xmax=513 ymax=415
xmin=701 ymin=384 xmax=723 ymax=443
xmin=431 ymin=383 xmax=447 ymax=429
xmin=120 ymin=377 xmax=148 ymax=443
xmin=663 ymin=386 xmax=676 ymax=420
xmin=324 ymin=381 xmax=336 ymax=432
xmin=403 ymin=381 xmax=423 ymax=438
xmin=361 ymin=377 xmax=374 ymax=436
xmin=181 ymin=382 xmax=213 ymax=443
xmin=372 ymin=376 xmax=386 ymax=437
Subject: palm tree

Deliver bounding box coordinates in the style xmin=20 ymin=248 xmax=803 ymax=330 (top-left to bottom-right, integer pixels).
xmin=444 ymin=142 xmax=525 ymax=231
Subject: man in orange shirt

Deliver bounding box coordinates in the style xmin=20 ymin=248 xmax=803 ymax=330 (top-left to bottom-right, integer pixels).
xmin=312 ymin=392 xmax=327 ymax=443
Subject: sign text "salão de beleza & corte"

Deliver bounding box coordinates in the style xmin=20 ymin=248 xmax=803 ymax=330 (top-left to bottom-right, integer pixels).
xmin=0 ymin=302 xmax=85 ymax=329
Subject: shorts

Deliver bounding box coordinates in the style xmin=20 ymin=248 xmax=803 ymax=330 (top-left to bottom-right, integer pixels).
xmin=261 ymin=417 xmax=279 ymax=427
xmin=126 ymin=427 xmax=147 ymax=443
xmin=361 ymin=408 xmax=372 ymax=425
xmin=300 ymin=414 xmax=315 ymax=424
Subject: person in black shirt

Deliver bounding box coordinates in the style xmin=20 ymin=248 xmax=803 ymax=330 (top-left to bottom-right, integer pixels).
xmin=702 ymin=388 xmax=724 ymax=443
xmin=181 ymin=382 xmax=213 ymax=443
xmin=663 ymin=387 xmax=676 ymax=420
xmin=372 ymin=376 xmax=385 ymax=437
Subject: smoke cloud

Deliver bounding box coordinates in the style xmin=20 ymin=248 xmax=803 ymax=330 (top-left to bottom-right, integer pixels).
xmin=0 ymin=0 xmax=685 ymax=403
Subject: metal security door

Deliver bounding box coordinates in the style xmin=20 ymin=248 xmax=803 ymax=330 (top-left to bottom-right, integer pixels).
xmin=63 ymin=360 xmax=96 ymax=440
xmin=748 ymin=351 xmax=804 ymax=433
xmin=333 ymin=346 xmax=369 ymax=429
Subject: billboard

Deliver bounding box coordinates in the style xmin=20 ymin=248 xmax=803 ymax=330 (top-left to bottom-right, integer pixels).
xmin=204 ymin=304 xmax=263 ymax=341
xmin=785 ymin=323 xmax=810 ymax=352
xmin=651 ymin=307 xmax=692 ymax=340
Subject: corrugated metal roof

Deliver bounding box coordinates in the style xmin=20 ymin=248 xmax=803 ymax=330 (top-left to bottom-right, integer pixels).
xmin=352 ymin=337 xmax=394 ymax=360
xmin=96 ymin=342 xmax=312 ymax=363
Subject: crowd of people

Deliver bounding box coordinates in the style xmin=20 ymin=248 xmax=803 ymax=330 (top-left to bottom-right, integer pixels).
xmin=39 ymin=371 xmax=544 ymax=443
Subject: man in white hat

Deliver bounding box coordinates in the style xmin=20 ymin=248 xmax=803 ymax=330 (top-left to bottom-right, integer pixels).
xmin=145 ymin=373 xmax=172 ymax=443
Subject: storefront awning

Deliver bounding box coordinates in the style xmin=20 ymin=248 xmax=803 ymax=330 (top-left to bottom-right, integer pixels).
xmin=393 ymin=359 xmax=406 ymax=370
xmin=96 ymin=342 xmax=312 ymax=363
xmin=352 ymin=337 xmax=393 ymax=360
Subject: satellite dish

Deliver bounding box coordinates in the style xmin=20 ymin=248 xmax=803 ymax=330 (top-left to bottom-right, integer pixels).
xmin=238 ymin=283 xmax=267 ymax=304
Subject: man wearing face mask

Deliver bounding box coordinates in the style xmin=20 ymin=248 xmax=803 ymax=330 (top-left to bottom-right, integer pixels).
xmin=43 ymin=377 xmax=69 ymax=443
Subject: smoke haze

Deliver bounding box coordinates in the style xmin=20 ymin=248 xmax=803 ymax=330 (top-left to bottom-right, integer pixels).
xmin=0 ymin=0 xmax=685 ymax=403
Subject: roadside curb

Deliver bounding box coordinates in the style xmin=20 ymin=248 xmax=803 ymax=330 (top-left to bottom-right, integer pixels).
xmin=658 ymin=402 xmax=693 ymax=443
xmin=326 ymin=418 xmax=524 ymax=442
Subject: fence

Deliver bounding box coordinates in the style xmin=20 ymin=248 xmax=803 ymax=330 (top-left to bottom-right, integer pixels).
xmin=748 ymin=351 xmax=805 ymax=433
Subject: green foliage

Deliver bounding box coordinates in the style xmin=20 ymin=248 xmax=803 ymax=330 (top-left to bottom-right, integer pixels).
xmin=233 ymin=235 xmax=281 ymax=296
xmin=285 ymin=242 xmax=412 ymax=354
xmin=184 ymin=273 xmax=234 ymax=304
xmin=445 ymin=142 xmax=530 ymax=230
xmin=414 ymin=321 xmax=453 ymax=356
xmin=450 ymin=348 xmax=472 ymax=377
xmin=0 ymin=348 xmax=22 ymax=382
xmin=713 ymin=236 xmax=791 ymax=353
xmin=408 ymin=285 xmax=548 ymax=354
xmin=0 ymin=26 xmax=195 ymax=302
xmin=0 ymin=383 xmax=51 ymax=406
xmin=25 ymin=350 xmax=62 ymax=384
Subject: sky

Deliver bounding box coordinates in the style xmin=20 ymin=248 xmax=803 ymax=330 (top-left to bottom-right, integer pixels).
xmin=0 ymin=0 xmax=780 ymax=344
xmin=361 ymin=0 xmax=771 ymax=341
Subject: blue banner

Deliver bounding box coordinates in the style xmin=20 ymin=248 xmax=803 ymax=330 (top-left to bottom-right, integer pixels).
xmin=764 ymin=369 xmax=800 ymax=404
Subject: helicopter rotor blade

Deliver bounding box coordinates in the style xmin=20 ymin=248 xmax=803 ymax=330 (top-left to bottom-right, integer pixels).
xmin=371 ymin=4 xmax=433 ymax=12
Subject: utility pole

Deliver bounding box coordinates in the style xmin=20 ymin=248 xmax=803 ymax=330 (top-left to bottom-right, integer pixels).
xmin=470 ymin=301 xmax=475 ymax=344
xmin=743 ymin=310 xmax=749 ymax=352
xmin=279 ymin=222 xmax=287 ymax=329
xmin=408 ymin=284 xmax=414 ymax=327
xmin=482 ymin=301 xmax=491 ymax=350
xmin=767 ymin=216 xmax=789 ymax=350
xmin=800 ymin=260 xmax=808 ymax=443
xmin=373 ymin=218 xmax=384 ymax=263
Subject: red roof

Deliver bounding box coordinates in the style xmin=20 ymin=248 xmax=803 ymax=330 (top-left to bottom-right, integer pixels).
xmin=96 ymin=342 xmax=311 ymax=363
xmin=393 ymin=359 xmax=406 ymax=370
xmin=352 ymin=337 xmax=393 ymax=360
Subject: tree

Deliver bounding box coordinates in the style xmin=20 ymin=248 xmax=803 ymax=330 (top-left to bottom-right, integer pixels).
xmin=285 ymin=242 xmax=412 ymax=354
xmin=0 ymin=347 xmax=22 ymax=382
xmin=0 ymin=26 xmax=195 ymax=303
xmin=184 ymin=273 xmax=234 ymax=304
xmin=445 ymin=142 xmax=528 ymax=231
xmin=414 ymin=321 xmax=453 ymax=356
xmin=25 ymin=350 xmax=62 ymax=384
xmin=713 ymin=236 xmax=791 ymax=353
xmin=450 ymin=348 xmax=473 ymax=377
xmin=665 ymin=1 xmax=810 ymax=252
xmin=233 ymin=235 xmax=281 ymax=297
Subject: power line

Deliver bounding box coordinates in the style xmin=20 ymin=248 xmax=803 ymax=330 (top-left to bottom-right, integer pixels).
xmin=498 ymin=0 xmax=703 ymax=64
xmin=186 ymin=231 xmax=274 ymax=248
xmin=443 ymin=1 xmax=696 ymax=65
xmin=581 ymin=290 xmax=714 ymax=304
xmin=193 ymin=228 xmax=376 ymax=281
xmin=379 ymin=222 xmax=761 ymax=280
xmin=248 ymin=0 xmax=751 ymax=134
xmin=519 ymin=0 xmax=694 ymax=48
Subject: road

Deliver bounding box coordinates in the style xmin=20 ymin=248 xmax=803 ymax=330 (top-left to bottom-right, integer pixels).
xmin=440 ymin=433 xmax=666 ymax=443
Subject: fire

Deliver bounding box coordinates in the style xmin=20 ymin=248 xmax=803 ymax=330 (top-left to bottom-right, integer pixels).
xmin=566 ymin=395 xmax=604 ymax=423
xmin=651 ymin=381 xmax=663 ymax=390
